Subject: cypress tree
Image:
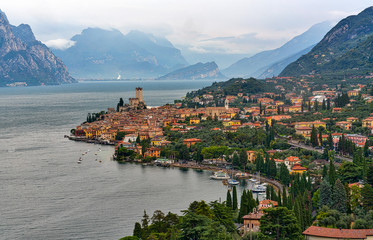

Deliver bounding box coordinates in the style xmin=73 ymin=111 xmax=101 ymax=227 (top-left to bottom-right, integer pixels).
xmin=226 ymin=190 xmax=232 ymax=209
xmin=318 ymin=128 xmax=323 ymax=147
xmin=232 ymin=186 xmax=238 ymax=210
xmin=329 ymin=159 xmax=336 ymax=187
xmin=322 ymin=165 xmax=328 ymax=179
xmin=327 ymin=98 xmax=331 ymax=110
xmin=367 ymin=164 xmax=373 ymax=186
xmin=327 ymin=133 xmax=333 ymax=150
xmin=133 ymin=222 xmax=142 ymax=239
xmin=361 ymin=184 xmax=373 ymax=211
xmin=282 ymin=185 xmax=287 ymax=208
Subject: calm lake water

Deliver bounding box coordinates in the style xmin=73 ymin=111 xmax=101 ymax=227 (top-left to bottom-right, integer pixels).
xmin=0 ymin=80 xmax=250 ymax=239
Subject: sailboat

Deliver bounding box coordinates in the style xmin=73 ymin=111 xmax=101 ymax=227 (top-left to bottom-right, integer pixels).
xmin=117 ymin=74 xmax=121 ymax=80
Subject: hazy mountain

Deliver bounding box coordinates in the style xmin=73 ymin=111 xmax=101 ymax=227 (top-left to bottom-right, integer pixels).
xmin=53 ymin=28 xmax=188 ymax=79
xmin=157 ymin=62 xmax=226 ymax=80
xmin=223 ymin=21 xmax=332 ymax=78
xmin=280 ymin=6 xmax=373 ymax=77
xmin=0 ymin=10 xmax=75 ymax=87
xmin=256 ymin=45 xmax=315 ymax=79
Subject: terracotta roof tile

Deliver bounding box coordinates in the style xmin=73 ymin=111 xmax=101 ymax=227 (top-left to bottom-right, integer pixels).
xmin=303 ymin=226 xmax=373 ymax=239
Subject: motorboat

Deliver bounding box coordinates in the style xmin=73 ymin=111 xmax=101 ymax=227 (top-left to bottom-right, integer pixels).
xmin=252 ymin=184 xmax=267 ymax=193
xmin=227 ymin=179 xmax=239 ymax=185
xmin=210 ymin=171 xmax=230 ymax=180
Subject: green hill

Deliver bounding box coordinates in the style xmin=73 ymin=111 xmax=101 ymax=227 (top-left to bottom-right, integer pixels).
xmin=280 ymin=6 xmax=373 ymax=78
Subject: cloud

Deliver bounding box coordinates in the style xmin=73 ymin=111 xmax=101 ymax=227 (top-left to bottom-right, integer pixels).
xmin=44 ymin=39 xmax=76 ymax=50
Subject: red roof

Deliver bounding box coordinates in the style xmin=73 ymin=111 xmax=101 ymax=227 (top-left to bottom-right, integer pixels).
xmin=242 ymin=213 xmax=264 ymax=220
xmin=303 ymin=226 xmax=373 ymax=239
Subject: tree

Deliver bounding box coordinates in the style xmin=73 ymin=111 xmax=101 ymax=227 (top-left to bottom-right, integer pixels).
xmin=279 ymin=163 xmax=291 ymax=186
xmin=362 ymin=184 xmax=373 ymax=211
xmin=133 ymin=222 xmax=142 ymax=239
xmin=338 ymin=162 xmax=362 ymax=183
xmin=310 ymin=125 xmax=318 ymax=147
xmin=232 ymin=186 xmax=238 ymax=210
xmin=327 ymin=98 xmax=331 ymax=110
xmin=322 ymin=165 xmax=328 ymax=179
xmin=226 ymin=190 xmax=232 ymax=209
xmin=367 ymin=164 xmax=373 ymax=186
xmin=328 ymin=159 xmax=336 ymax=187
xmin=327 ymin=133 xmax=333 ymax=150
xmin=331 ymin=179 xmax=347 ymax=213
xmin=258 ymin=207 xmax=302 ymax=240
xmin=209 ymin=201 xmax=236 ymax=233
xmin=319 ymin=179 xmax=332 ymax=208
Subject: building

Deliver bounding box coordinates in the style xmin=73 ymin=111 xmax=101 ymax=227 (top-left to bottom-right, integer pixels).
xmin=336 ymin=121 xmax=352 ymax=130
xmin=294 ymin=120 xmax=326 ymax=129
xmin=363 ymin=116 xmax=373 ymax=129
xmin=246 ymin=151 xmax=256 ymax=163
xmin=242 ymin=213 xmax=264 ymax=234
xmin=291 ymin=163 xmax=308 ymax=174
xmin=346 ymin=134 xmax=368 ymax=147
xmin=348 ymin=90 xmax=360 ymax=97
xmin=183 ymin=138 xmax=202 ymax=147
xmin=303 ymin=226 xmax=373 ymax=240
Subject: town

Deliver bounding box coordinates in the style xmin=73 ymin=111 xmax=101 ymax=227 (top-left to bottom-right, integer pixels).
xmin=71 ymin=75 xmax=373 ymax=239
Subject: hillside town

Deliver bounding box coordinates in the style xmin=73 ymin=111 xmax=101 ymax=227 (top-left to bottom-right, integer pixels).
xmin=70 ymin=75 xmax=373 ymax=239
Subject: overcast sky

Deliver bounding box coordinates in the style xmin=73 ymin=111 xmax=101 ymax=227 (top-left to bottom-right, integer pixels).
xmin=1 ymin=0 xmax=372 ymax=60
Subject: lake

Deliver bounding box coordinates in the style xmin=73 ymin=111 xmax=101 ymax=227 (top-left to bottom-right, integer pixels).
xmin=0 ymin=80 xmax=250 ymax=239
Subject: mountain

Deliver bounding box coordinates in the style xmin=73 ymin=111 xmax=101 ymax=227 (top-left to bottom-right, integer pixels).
xmin=280 ymin=6 xmax=373 ymax=77
xmin=256 ymin=45 xmax=315 ymax=79
xmin=223 ymin=21 xmax=332 ymax=78
xmin=52 ymin=28 xmax=188 ymax=79
xmin=0 ymin=10 xmax=75 ymax=87
xmin=157 ymin=62 xmax=226 ymax=80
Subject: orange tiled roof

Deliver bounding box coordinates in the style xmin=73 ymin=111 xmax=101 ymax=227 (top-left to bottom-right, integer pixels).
xmin=303 ymin=226 xmax=373 ymax=239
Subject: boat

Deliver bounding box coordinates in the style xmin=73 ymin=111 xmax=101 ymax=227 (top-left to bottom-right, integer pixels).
xmin=252 ymin=184 xmax=267 ymax=193
xmin=235 ymin=172 xmax=249 ymax=179
xmin=227 ymin=179 xmax=239 ymax=185
xmin=210 ymin=171 xmax=230 ymax=180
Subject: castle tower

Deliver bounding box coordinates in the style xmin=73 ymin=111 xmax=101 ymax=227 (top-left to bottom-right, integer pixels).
xmin=136 ymin=87 xmax=143 ymax=102
xmin=225 ymin=99 xmax=229 ymax=109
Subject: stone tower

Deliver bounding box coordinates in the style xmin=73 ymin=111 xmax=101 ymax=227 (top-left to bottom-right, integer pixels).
xmin=136 ymin=87 xmax=143 ymax=102
xmin=225 ymin=99 xmax=229 ymax=109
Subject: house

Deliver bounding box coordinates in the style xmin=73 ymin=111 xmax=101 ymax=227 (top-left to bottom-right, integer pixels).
xmin=332 ymin=107 xmax=342 ymax=113
xmin=284 ymin=156 xmax=301 ymax=171
xmin=294 ymin=120 xmax=326 ymax=129
xmin=258 ymin=200 xmax=278 ymax=213
xmin=183 ymin=138 xmax=202 ymax=147
xmin=348 ymin=90 xmax=359 ymax=97
xmin=291 ymin=163 xmax=308 ymax=174
xmin=246 ymin=151 xmax=256 ymax=163
xmin=336 ymin=121 xmax=352 ymax=130
xmin=303 ymin=226 xmax=373 ymax=240
xmin=189 ymin=118 xmax=200 ymax=125
xmin=242 ymin=213 xmax=264 ymax=234
xmin=363 ymin=116 xmax=373 ymax=129
xmin=295 ymin=126 xmax=312 ymax=137
xmin=347 ymin=117 xmax=359 ymax=122
xmin=144 ymin=147 xmax=161 ymax=158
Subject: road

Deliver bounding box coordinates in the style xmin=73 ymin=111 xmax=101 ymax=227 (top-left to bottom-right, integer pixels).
xmin=287 ymin=140 xmax=353 ymax=162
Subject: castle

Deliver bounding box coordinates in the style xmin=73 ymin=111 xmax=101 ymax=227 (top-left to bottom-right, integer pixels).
xmin=120 ymin=88 xmax=146 ymax=111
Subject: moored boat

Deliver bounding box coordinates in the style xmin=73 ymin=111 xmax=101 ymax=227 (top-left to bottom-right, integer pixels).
xmin=227 ymin=179 xmax=239 ymax=185
xmin=210 ymin=171 xmax=230 ymax=180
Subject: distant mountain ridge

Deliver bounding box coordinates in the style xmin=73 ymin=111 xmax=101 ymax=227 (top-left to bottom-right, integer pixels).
xmin=280 ymin=6 xmax=373 ymax=77
xmin=53 ymin=28 xmax=188 ymax=79
xmin=0 ymin=10 xmax=75 ymax=87
xmin=223 ymin=21 xmax=332 ymax=78
xmin=157 ymin=62 xmax=226 ymax=80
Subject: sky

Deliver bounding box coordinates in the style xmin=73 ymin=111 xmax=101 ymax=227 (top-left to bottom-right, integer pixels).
xmin=1 ymin=0 xmax=372 ymax=67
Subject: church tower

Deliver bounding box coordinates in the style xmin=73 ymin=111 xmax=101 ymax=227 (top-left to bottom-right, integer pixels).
xmin=225 ymin=99 xmax=229 ymax=109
